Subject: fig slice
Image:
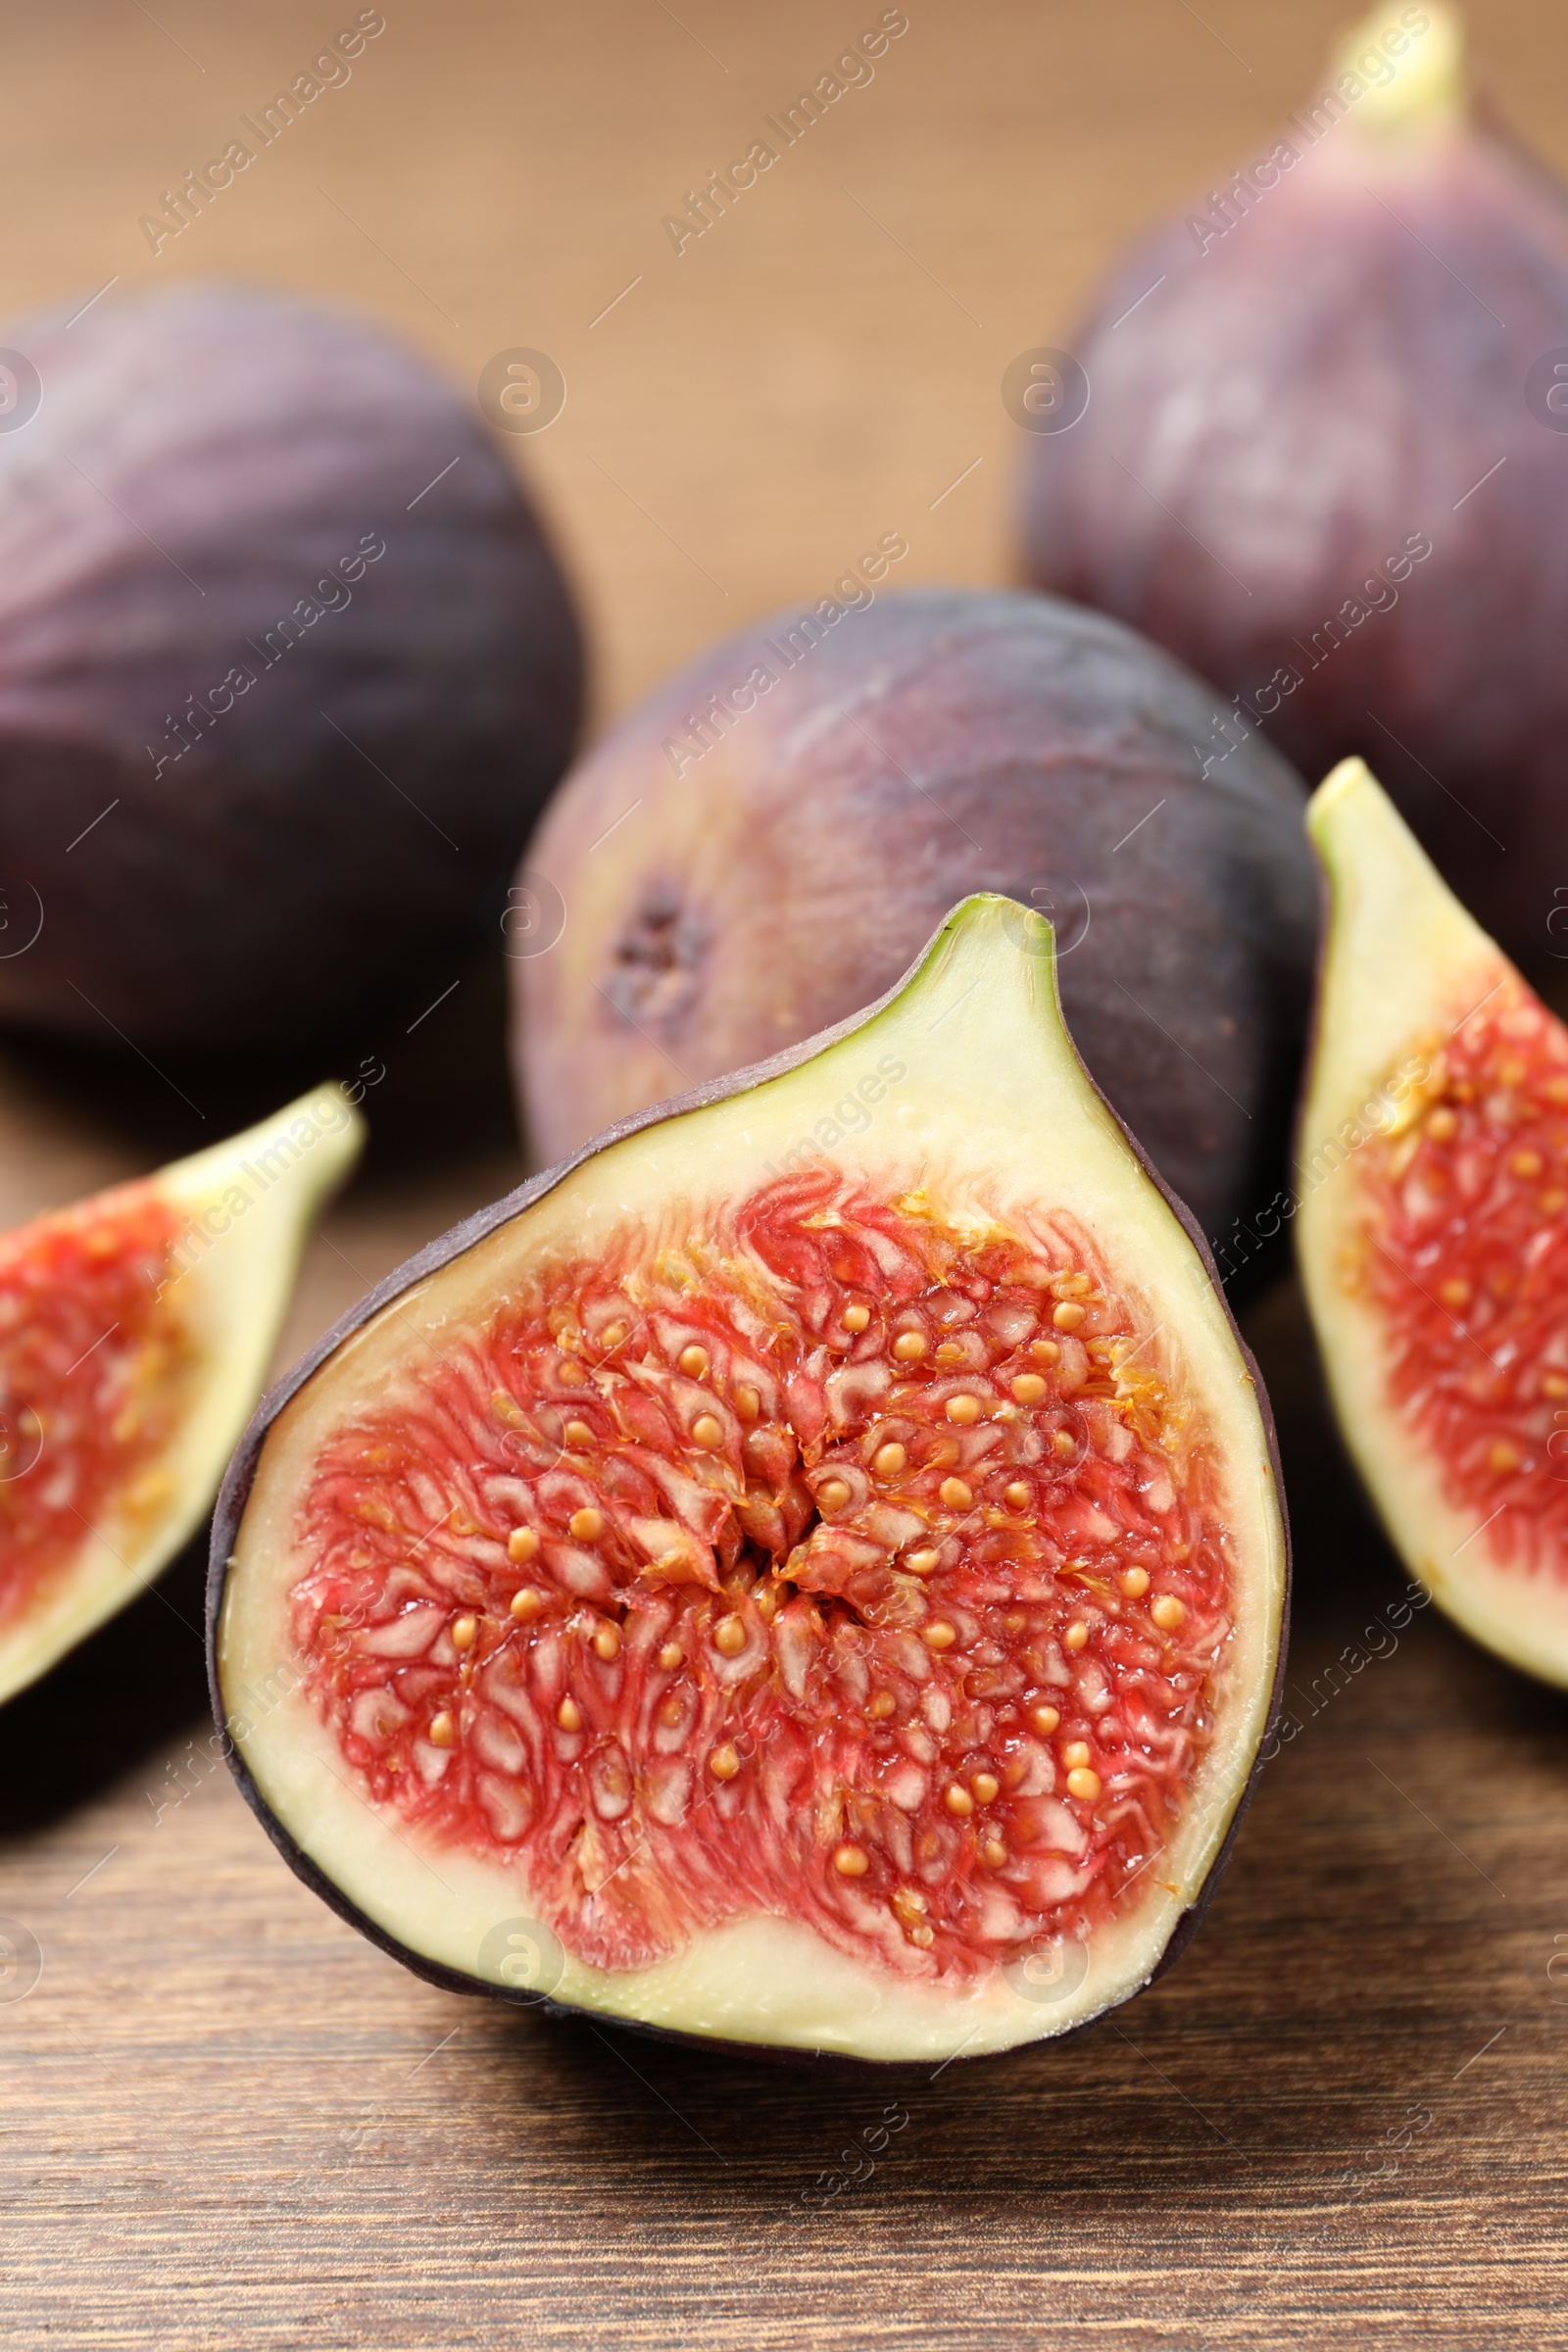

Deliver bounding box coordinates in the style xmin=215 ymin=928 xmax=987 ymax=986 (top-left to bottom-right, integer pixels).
xmin=1298 ymin=758 xmax=1568 ymax=1683
xmin=0 ymin=1085 xmax=363 ymax=1704
xmin=212 ymin=899 xmax=1287 ymax=2064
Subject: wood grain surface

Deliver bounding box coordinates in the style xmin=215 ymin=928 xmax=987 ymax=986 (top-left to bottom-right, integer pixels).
xmin=3 ymin=2 xmax=1568 ymax=2344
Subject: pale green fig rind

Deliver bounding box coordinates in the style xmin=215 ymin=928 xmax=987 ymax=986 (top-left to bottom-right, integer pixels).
xmin=1296 ymin=758 xmax=1568 ymax=1685
xmin=0 ymin=1085 xmax=364 ymax=1706
xmin=212 ymin=897 xmax=1289 ymax=2063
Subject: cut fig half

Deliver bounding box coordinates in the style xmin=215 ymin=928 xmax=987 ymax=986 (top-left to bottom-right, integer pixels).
xmin=213 ymin=899 xmax=1288 ymax=2064
xmin=0 ymin=1085 xmax=363 ymax=1704
xmin=1298 ymin=758 xmax=1568 ymax=1685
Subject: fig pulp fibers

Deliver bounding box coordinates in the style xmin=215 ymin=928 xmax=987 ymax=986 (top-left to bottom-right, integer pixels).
xmin=0 ymin=1186 xmax=191 ymax=1627
xmin=289 ymin=1170 xmax=1235 ymax=1985
xmin=1355 ymin=974 xmax=1568 ymax=1574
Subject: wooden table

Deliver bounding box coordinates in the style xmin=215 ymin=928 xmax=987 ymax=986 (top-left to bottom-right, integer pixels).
xmin=3 ymin=2 xmax=1567 ymax=2342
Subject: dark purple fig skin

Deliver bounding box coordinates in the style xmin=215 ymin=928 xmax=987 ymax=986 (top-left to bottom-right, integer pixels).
xmin=514 ymin=584 xmax=1315 ymax=1249
xmin=208 ymin=900 xmax=1292 ymax=2066
xmin=1021 ymin=89 xmax=1568 ymax=978
xmin=0 ymin=282 xmax=582 ymax=1054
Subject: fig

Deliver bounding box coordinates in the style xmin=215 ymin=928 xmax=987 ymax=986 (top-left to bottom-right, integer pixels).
xmin=0 ymin=281 xmax=582 ymax=1055
xmin=515 ymin=586 xmax=1315 ymax=1248
xmin=1020 ymin=3 xmax=1568 ymax=972
xmin=0 ymin=1085 xmax=362 ymax=1704
xmin=1298 ymin=756 xmax=1568 ymax=1685
xmin=212 ymin=895 xmax=1288 ymax=2063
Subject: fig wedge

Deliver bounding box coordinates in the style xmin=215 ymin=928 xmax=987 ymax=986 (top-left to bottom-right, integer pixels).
xmin=212 ymin=899 xmax=1287 ymax=2064
xmin=0 ymin=1086 xmax=363 ymax=1704
xmin=1298 ymin=757 xmax=1568 ymax=1684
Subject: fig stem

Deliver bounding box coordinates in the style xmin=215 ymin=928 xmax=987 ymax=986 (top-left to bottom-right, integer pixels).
xmin=1326 ymin=2 xmax=1465 ymax=142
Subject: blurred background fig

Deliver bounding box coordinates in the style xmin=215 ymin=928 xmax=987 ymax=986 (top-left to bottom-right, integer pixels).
xmin=1021 ymin=2 xmax=1568 ymax=978
xmin=0 ymin=281 xmax=582 ymax=1057
xmin=515 ymin=585 xmax=1315 ymax=1250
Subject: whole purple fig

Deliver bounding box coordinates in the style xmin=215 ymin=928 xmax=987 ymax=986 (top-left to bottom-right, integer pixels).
xmin=0 ymin=282 xmax=582 ymax=1055
xmin=514 ymin=584 xmax=1315 ymax=1249
xmin=1021 ymin=4 xmax=1568 ymax=976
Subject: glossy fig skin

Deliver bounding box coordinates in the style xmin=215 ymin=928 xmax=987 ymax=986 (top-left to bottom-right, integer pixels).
xmin=1021 ymin=83 xmax=1568 ymax=978
xmin=0 ymin=282 xmax=582 ymax=1054
xmin=514 ymin=585 xmax=1315 ymax=1247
